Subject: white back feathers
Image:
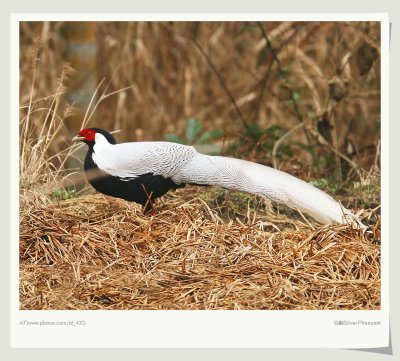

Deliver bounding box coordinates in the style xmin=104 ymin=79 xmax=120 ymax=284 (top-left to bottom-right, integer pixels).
xmin=90 ymin=132 xmax=359 ymax=225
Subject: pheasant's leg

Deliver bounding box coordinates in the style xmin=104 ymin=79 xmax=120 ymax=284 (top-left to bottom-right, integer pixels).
xmin=141 ymin=184 xmax=155 ymax=215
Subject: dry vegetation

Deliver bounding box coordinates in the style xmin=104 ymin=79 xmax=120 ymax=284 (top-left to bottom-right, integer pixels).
xmin=19 ymin=21 xmax=381 ymax=310
xmin=20 ymin=190 xmax=380 ymax=310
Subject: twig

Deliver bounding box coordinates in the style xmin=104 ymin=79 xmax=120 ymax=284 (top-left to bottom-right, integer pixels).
xmin=328 ymin=144 xmax=361 ymax=176
xmin=295 ymin=207 xmax=315 ymax=230
xmin=81 ymin=71 xmax=134 ymax=131
xmin=272 ymin=122 xmax=306 ymax=169
xmin=253 ymin=22 xmax=306 ymax=122
xmin=81 ymin=78 xmax=106 ymax=130
xmin=191 ymin=24 xmax=249 ymax=131
xmin=141 ymin=184 xmax=154 ymax=213
xmin=21 ymin=43 xmax=39 ymax=173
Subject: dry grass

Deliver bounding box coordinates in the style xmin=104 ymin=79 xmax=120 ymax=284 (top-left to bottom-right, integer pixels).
xmin=20 ymin=21 xmax=381 ymax=170
xmin=19 ymin=188 xmax=380 ymax=310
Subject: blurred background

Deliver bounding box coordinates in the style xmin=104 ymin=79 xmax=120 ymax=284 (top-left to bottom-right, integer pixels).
xmin=19 ymin=21 xmax=381 ymax=204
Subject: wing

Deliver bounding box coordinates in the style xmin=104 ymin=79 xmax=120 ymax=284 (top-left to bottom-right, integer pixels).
xmin=92 ymin=134 xmax=196 ymax=181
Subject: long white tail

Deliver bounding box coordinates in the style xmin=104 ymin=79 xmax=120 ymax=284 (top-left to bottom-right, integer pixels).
xmin=174 ymin=153 xmax=358 ymax=225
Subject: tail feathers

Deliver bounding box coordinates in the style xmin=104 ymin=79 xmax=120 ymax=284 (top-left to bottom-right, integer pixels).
xmin=175 ymin=153 xmax=360 ymax=226
xmin=216 ymin=156 xmax=352 ymax=225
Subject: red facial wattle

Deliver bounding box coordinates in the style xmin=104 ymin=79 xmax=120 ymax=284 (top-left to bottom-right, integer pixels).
xmin=79 ymin=129 xmax=96 ymax=142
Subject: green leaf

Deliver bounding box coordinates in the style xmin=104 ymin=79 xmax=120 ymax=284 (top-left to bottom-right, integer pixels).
xmin=293 ymin=141 xmax=314 ymax=154
xmin=165 ymin=134 xmax=186 ymax=144
xmin=279 ymin=68 xmax=288 ymax=80
xmin=197 ymin=129 xmax=223 ymax=144
xmin=266 ymin=125 xmax=286 ymax=140
xmin=245 ymin=123 xmax=264 ymax=141
xmin=292 ymin=91 xmax=301 ymax=101
xmin=239 ymin=25 xmax=257 ymax=33
xmin=51 ymin=188 xmax=76 ymax=201
xmin=193 ymin=144 xmax=222 ymax=155
xmin=185 ymin=118 xmax=202 ymax=143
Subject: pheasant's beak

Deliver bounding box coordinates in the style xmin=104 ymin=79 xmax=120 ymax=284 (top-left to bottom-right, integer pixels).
xmin=72 ymin=135 xmax=85 ymax=142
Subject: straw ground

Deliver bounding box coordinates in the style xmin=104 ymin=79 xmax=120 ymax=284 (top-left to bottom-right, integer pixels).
xmin=19 ymin=187 xmax=380 ymax=310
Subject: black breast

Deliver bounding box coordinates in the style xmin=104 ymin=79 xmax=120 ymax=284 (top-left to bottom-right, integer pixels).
xmin=84 ymin=149 xmax=185 ymax=212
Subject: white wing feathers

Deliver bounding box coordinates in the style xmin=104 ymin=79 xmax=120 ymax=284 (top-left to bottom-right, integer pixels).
xmin=92 ymin=133 xmax=357 ymax=225
xmin=92 ymin=134 xmax=196 ymax=179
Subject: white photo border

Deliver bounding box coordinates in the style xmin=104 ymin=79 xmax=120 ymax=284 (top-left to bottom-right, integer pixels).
xmin=11 ymin=13 xmax=390 ymax=348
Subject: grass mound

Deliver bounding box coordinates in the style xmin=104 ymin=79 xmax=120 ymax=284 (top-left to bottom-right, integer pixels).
xmin=19 ymin=188 xmax=380 ymax=310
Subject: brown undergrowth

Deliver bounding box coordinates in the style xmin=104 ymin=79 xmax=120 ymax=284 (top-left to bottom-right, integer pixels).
xmin=19 ymin=188 xmax=380 ymax=310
